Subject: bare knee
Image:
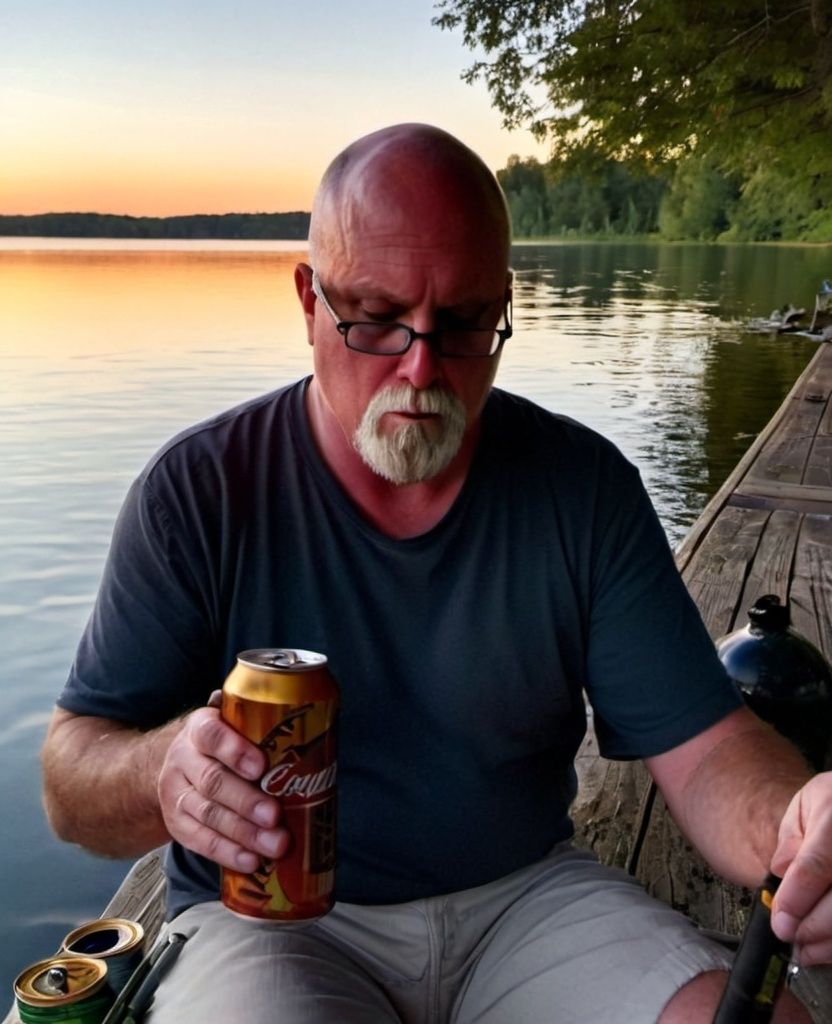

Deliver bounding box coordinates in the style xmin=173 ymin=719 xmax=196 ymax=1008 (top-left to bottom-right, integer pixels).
xmin=658 ymin=970 xmax=811 ymax=1024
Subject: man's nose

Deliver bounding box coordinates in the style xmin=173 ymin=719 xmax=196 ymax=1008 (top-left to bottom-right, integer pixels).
xmin=396 ymin=336 xmax=442 ymax=390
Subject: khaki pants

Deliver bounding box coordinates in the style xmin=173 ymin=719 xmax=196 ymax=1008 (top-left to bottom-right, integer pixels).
xmin=146 ymin=844 xmax=732 ymax=1024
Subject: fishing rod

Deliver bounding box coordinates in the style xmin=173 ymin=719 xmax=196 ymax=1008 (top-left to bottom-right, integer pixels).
xmin=713 ymin=874 xmax=792 ymax=1023
xmin=100 ymin=928 xmax=195 ymax=1024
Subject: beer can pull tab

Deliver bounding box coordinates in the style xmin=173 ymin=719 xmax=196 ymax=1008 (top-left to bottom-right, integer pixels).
xmin=41 ymin=967 xmax=69 ymax=994
xmin=270 ymin=649 xmax=300 ymax=667
xmin=713 ymin=874 xmax=792 ymax=1023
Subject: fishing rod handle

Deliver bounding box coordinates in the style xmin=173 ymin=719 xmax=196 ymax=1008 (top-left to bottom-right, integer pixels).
xmin=712 ymin=874 xmax=792 ymax=1024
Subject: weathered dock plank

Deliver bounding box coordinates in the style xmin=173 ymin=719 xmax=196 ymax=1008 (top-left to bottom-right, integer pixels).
xmin=792 ymin=515 xmax=832 ymax=661
xmin=738 ymin=508 xmax=800 ymax=611
xmin=682 ymin=505 xmax=771 ymax=638
xmin=100 ymin=848 xmax=167 ymax=945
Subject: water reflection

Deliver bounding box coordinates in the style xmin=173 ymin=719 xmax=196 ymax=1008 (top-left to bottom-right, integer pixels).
xmin=0 ymin=247 xmax=304 ymax=362
xmin=505 ymin=243 xmax=825 ymax=538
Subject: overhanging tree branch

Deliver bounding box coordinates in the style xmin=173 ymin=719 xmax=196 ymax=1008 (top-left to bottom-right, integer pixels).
xmin=433 ymin=0 xmax=832 ymax=175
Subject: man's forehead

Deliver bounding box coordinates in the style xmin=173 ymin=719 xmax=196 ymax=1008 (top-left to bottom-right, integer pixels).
xmin=318 ymin=241 xmax=506 ymax=299
xmin=317 ymin=202 xmax=508 ymax=280
xmin=310 ymin=129 xmax=510 ymax=272
xmin=333 ymin=234 xmax=476 ymax=270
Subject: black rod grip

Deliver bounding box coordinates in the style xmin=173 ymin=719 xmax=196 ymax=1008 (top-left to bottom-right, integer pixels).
xmin=713 ymin=874 xmax=792 ymax=1023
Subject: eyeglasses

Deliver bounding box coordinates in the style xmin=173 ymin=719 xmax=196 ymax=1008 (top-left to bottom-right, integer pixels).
xmin=311 ymin=270 xmax=512 ymax=358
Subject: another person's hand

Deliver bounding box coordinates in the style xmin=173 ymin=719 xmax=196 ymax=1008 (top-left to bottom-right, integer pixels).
xmin=157 ymin=700 xmax=290 ymax=872
xmin=771 ymin=771 xmax=832 ymax=964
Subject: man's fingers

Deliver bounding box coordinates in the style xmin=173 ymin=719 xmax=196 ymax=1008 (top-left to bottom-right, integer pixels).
xmin=156 ymin=705 xmax=285 ymax=868
xmin=189 ymin=709 xmax=266 ymax=780
xmin=790 ymin=884 xmax=832 ymax=964
xmin=172 ymin=782 xmax=290 ymax=869
xmin=772 ymin=851 xmax=832 ymax=941
xmin=771 ymin=776 xmax=832 ymax=945
xmin=187 ymin=757 xmax=281 ymax=831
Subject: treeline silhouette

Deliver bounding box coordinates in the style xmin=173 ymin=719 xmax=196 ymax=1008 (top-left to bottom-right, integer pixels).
xmin=8 ymin=152 xmax=827 ymax=243
xmin=497 ymin=154 xmax=832 ymax=242
xmin=498 ymin=158 xmax=668 ymax=239
xmin=0 ymin=211 xmax=311 ymax=239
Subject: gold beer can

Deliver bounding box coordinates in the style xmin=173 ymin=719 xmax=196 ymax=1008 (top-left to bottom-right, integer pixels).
xmin=220 ymin=648 xmax=339 ymax=922
xmin=14 ymin=957 xmax=111 ymax=1024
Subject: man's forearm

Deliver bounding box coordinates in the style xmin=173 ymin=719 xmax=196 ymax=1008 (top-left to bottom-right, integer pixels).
xmin=646 ymin=707 xmax=813 ymax=888
xmin=41 ymin=708 xmax=184 ymax=858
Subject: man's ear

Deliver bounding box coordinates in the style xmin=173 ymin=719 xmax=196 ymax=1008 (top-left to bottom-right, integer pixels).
xmin=295 ymin=263 xmax=316 ymax=344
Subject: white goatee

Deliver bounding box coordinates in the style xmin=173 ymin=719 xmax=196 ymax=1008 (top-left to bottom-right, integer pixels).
xmin=353 ymin=383 xmax=467 ymax=485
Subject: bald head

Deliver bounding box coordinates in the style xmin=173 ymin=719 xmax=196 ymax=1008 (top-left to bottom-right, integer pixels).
xmin=308 ymin=123 xmax=511 ymax=274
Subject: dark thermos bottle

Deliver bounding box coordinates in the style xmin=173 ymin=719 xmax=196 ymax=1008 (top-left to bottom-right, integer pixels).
xmin=715 ymin=594 xmax=832 ymax=771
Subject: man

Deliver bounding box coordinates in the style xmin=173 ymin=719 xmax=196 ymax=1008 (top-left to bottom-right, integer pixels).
xmin=41 ymin=124 xmax=831 ymax=1023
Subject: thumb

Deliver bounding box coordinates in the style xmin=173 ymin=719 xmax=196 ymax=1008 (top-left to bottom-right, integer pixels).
xmin=770 ymin=788 xmax=804 ymax=879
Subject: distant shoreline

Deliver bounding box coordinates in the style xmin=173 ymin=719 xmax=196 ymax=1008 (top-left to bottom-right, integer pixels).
xmin=0 ymin=211 xmax=311 ymax=239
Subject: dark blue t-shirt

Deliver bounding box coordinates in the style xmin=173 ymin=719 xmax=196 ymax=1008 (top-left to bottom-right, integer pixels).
xmin=58 ymin=379 xmax=741 ymax=916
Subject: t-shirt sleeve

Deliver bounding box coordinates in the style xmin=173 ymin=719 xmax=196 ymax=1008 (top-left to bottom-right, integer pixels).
xmin=56 ymin=469 xmax=223 ymax=728
xmin=582 ymin=452 xmax=743 ymax=759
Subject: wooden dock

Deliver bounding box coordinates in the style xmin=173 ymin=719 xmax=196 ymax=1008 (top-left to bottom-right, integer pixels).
xmin=7 ymin=342 xmax=832 ymax=1022
xmin=573 ymin=338 xmax=832 ymax=1021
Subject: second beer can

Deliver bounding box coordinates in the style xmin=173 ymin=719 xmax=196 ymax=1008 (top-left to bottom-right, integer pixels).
xmin=61 ymin=918 xmax=144 ymax=993
xmin=220 ymin=648 xmax=339 ymax=923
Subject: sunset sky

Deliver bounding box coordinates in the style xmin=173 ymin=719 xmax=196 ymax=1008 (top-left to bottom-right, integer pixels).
xmin=1 ymin=0 xmax=550 ymax=217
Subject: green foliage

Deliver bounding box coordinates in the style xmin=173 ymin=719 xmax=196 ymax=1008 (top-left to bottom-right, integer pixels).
xmin=433 ymin=1 xmax=582 ymax=134
xmin=0 ymin=212 xmax=311 ymax=239
xmin=497 ymin=150 xmax=832 ymax=242
xmin=435 ymin=0 xmax=832 ymax=216
xmin=658 ymin=158 xmax=741 ymax=240
xmin=497 ymin=155 xmax=667 ymax=237
xmin=721 ymin=165 xmax=824 ymax=240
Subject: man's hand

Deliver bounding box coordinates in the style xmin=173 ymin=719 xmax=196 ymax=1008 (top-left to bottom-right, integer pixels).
xmin=646 ymin=708 xmax=832 ymax=966
xmin=157 ymin=704 xmax=291 ymax=872
xmin=771 ymin=771 xmax=832 ymax=964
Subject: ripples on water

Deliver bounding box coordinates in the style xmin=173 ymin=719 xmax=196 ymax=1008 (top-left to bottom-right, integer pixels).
xmin=0 ymin=238 xmax=827 ymax=995
xmin=506 ymin=246 xmax=819 ymax=541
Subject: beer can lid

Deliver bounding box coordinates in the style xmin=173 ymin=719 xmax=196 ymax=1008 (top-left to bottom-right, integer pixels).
xmin=62 ymin=917 xmax=144 ymax=958
xmin=15 ymin=957 xmax=108 ymax=1007
xmin=237 ymin=648 xmax=327 ymax=672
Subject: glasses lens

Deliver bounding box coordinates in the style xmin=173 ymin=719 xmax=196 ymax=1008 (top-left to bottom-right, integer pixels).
xmin=345 ymin=323 xmax=411 ymax=354
xmin=343 ymin=323 xmax=505 ymax=357
xmin=438 ymin=330 xmax=502 ymax=358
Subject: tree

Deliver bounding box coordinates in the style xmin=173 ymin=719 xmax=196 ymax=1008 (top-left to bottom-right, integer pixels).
xmin=433 ymin=0 xmax=832 ymax=190
xmin=497 ymin=156 xmax=553 ymax=235
xmin=497 ymin=154 xmax=667 ymax=237
xmin=722 ymin=164 xmax=826 ymax=239
xmin=658 ymin=157 xmax=740 ymax=240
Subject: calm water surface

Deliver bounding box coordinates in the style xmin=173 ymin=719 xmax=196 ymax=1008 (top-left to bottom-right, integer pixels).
xmin=1 ymin=238 xmax=830 ymax=996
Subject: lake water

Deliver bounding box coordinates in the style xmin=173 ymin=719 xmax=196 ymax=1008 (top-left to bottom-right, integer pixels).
xmin=1 ymin=237 xmax=830 ymax=998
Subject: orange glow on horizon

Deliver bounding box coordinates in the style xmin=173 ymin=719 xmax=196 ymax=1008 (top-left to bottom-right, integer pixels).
xmin=1 ymin=169 xmax=317 ymax=218
xmin=0 ymin=124 xmax=538 ymax=218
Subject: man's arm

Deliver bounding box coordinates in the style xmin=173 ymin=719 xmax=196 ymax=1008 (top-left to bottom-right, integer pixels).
xmin=645 ymin=705 xmax=832 ymax=963
xmin=42 ymin=708 xmax=180 ymax=857
xmin=41 ymin=706 xmax=289 ymax=872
